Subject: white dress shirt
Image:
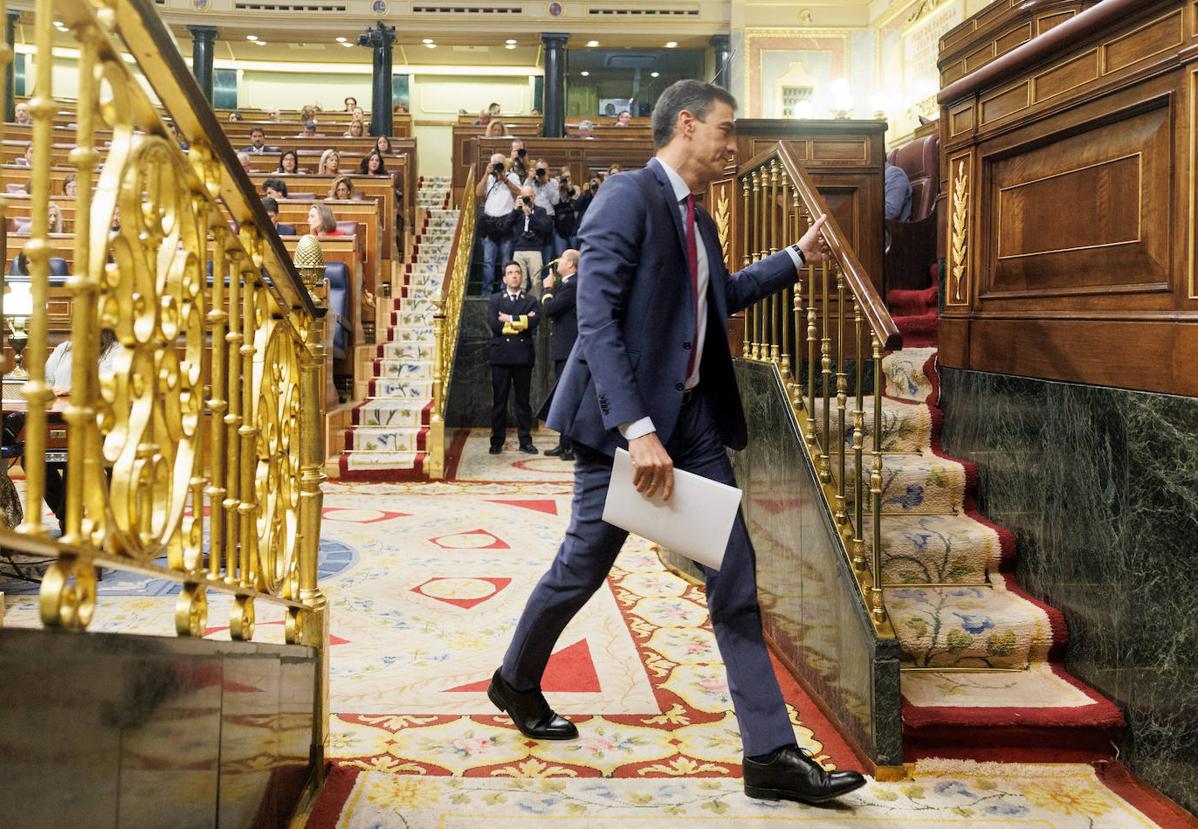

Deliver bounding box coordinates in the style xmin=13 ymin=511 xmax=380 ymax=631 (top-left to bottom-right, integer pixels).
xmin=483 ymin=172 xmax=521 ymax=217
xmin=45 ymin=340 xmax=119 ymax=391
xmin=618 ymin=157 xmax=805 ymax=441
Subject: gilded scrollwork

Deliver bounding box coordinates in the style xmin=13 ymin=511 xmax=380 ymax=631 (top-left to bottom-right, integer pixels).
xmin=714 ymin=187 xmax=731 ymax=267
xmin=949 ymin=158 xmax=970 ymax=305
xmin=9 ymin=0 xmax=324 ymax=644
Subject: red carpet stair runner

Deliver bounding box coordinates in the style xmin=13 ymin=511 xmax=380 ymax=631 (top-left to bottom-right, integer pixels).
xmin=863 ymin=281 xmax=1125 ymax=761
xmin=338 ymin=177 xmax=456 ymax=481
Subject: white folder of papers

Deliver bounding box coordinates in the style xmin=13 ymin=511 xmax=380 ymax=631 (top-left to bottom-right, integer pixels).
xmin=601 ymin=448 xmax=742 ymax=571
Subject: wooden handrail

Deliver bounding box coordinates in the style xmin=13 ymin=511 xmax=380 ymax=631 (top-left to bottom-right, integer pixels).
xmin=774 ymin=142 xmax=902 ymax=350
xmin=937 ymin=0 xmax=1163 ymax=105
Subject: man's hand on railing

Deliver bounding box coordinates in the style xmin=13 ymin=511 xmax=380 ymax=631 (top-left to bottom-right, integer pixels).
xmin=797 ymin=214 xmax=831 ymax=264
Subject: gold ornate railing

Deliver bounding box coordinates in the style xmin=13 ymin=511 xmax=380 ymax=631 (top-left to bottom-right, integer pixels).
xmin=733 ymin=142 xmax=902 ymax=630
xmin=427 ymin=163 xmax=476 ymax=479
xmin=0 ymin=0 xmax=329 ymax=745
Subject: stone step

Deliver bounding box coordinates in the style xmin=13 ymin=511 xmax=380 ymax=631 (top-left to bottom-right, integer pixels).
xmin=886 ymin=578 xmax=1055 ymax=670
xmin=346 ymin=425 xmax=425 ymax=453
xmin=374 ymin=359 xmax=434 ymax=380
xmin=841 ymin=449 xmax=969 ymax=516
xmin=354 ymin=398 xmax=430 ymax=428
xmin=813 ymin=394 xmax=934 ymax=455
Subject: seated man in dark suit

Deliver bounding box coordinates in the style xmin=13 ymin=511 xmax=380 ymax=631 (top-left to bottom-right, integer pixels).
xmin=488 ymin=262 xmax=540 ymax=455
xmin=243 ymin=127 xmax=278 ymax=155
xmin=261 ymin=197 xmax=296 ymax=235
xmin=540 ymin=248 xmax=579 ymax=460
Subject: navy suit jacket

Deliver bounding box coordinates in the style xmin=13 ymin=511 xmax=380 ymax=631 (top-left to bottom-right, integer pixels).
xmin=541 ymin=276 xmax=577 ymax=362
xmin=542 ymin=158 xmax=799 ymax=456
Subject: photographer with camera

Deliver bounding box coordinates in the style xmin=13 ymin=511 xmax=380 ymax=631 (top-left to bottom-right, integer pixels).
xmin=475 ymin=152 xmax=522 ymax=294
xmin=525 ymin=160 xmax=560 ymax=269
xmin=554 ymin=166 xmax=580 ymax=253
xmin=509 ymin=140 xmax=529 ymax=180
xmin=510 ymin=185 xmax=553 ymax=292
xmin=574 ymin=175 xmax=601 ymax=228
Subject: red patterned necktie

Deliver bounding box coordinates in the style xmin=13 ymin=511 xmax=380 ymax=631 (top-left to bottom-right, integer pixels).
xmin=684 ymin=194 xmax=699 ymax=378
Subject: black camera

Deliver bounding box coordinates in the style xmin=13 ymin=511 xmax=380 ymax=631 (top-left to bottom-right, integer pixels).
xmin=493 ymin=162 xmax=505 ymax=175
xmin=590 ymin=181 xmax=599 ymax=192
xmin=356 ymin=21 xmax=395 ymax=48
xmin=516 ymin=147 xmax=527 ymax=157
xmin=521 ymin=195 xmax=532 ymax=205
xmin=535 ymin=168 xmax=546 ymax=178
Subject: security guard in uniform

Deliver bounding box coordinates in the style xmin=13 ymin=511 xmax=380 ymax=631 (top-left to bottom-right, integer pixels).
xmin=488 ymin=261 xmax=541 ymax=454
xmin=540 ymin=248 xmax=579 ymax=460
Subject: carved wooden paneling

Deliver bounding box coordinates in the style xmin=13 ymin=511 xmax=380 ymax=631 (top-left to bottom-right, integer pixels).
xmin=1190 ymin=66 xmax=1198 ymax=300
xmin=938 ymin=0 xmax=1198 ymax=395
xmin=945 ymin=152 xmax=973 ymax=307
xmin=949 ymin=103 xmax=975 ymax=137
xmin=939 ymin=1 xmax=1098 ymax=87
xmin=985 ymin=104 xmax=1171 ymax=298
xmin=1102 ymin=9 xmax=1184 ymax=73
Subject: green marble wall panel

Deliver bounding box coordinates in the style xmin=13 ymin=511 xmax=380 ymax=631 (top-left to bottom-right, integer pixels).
xmin=661 ymin=361 xmax=902 ymax=765
xmin=940 ymin=367 xmax=1198 ymax=814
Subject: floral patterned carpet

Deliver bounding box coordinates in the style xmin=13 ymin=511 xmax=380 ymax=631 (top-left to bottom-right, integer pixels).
xmin=0 ymin=457 xmax=1178 ymax=827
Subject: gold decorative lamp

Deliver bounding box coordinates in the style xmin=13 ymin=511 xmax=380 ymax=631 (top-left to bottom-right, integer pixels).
xmin=3 ymin=279 xmax=34 ymax=379
xmin=293 ymin=234 xmax=327 ymax=304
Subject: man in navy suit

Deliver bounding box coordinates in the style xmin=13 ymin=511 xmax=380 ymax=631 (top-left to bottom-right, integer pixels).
xmin=487 ymin=80 xmax=865 ymax=805
xmin=243 ymin=127 xmax=278 ymax=155
xmin=488 ymin=262 xmax=541 ymax=455
xmin=540 ymin=249 xmax=579 ymax=460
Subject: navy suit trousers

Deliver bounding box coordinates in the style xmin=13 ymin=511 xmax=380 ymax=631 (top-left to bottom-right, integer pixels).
xmin=501 ymin=388 xmax=795 ymax=757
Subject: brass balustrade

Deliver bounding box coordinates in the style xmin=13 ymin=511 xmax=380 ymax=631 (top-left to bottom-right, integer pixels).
xmin=0 ymin=0 xmax=330 ymax=741
xmin=736 ymin=143 xmax=902 ymax=630
xmin=426 ymin=164 xmax=477 ymax=479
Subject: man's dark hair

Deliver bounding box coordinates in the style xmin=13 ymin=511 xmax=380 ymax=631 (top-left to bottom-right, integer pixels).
xmin=261 ymin=196 xmax=279 ymax=215
xmin=502 ymin=260 xmax=523 ymax=275
xmin=262 ymin=178 xmax=288 ymax=197
xmin=651 ymin=79 xmax=738 ymax=149
xmin=251 ymin=126 xmax=264 ymax=136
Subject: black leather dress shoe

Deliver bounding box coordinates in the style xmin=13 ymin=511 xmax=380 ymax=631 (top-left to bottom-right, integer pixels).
xmin=488 ymin=445 xmax=503 ymax=455
xmin=519 ymin=443 xmax=538 ymax=454
xmin=743 ymin=746 xmax=866 ymax=804
xmin=543 ymin=445 xmax=564 ymax=456
xmin=486 ymin=669 xmax=578 ymax=740
xmin=559 ymin=451 xmax=575 ymax=461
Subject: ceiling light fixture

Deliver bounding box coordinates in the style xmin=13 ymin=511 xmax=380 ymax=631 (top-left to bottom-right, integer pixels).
xmin=336 ymin=36 xmax=347 ymax=42
xmin=246 ymin=34 xmax=258 ymax=40
xmin=665 ymin=41 xmax=677 ymax=48
xmin=424 ymin=42 xmax=437 ymax=49
xmin=254 ymin=40 xmax=267 ymax=46
xmin=422 ymin=38 xmax=434 ymax=44
xmin=580 ymin=71 xmax=590 ymax=77
xmin=586 ymin=40 xmax=599 ymax=47
xmin=505 ymin=39 xmax=517 ymax=45
xmin=505 ymin=44 xmax=516 ymax=50
xmin=341 ymin=42 xmax=354 ymax=47
xmin=651 ymin=71 xmax=659 ymax=78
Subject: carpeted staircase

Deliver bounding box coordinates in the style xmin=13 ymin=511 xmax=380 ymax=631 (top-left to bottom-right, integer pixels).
xmin=856 ymin=277 xmax=1125 ymax=761
xmin=338 ymin=177 xmax=457 ymax=481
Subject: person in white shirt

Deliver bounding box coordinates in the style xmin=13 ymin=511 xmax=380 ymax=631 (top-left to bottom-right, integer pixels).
xmin=525 ymin=160 xmax=560 ymax=273
xmin=41 ymin=329 xmax=120 ymax=529
xmin=475 ymin=152 xmax=522 ymax=293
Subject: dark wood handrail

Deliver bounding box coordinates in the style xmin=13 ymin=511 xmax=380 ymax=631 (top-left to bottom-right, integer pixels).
xmin=938 ymin=0 xmax=1166 ymax=105
xmin=773 ymin=142 xmax=902 ymax=350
